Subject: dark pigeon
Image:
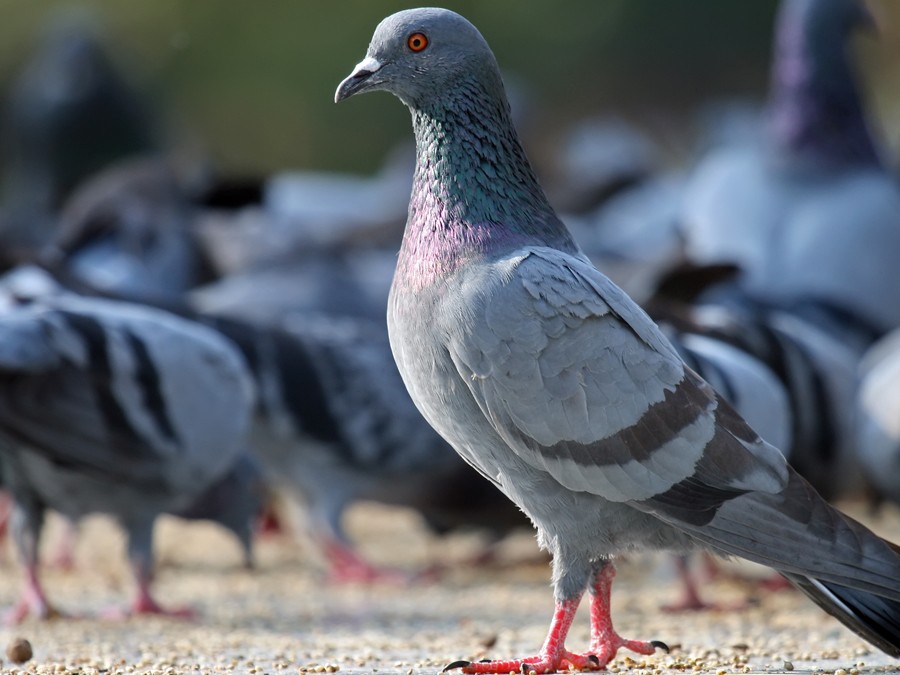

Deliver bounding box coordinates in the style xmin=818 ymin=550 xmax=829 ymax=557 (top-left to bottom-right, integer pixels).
xmin=336 ymin=8 xmax=900 ymax=671
xmin=0 ymin=12 xmax=157 ymax=266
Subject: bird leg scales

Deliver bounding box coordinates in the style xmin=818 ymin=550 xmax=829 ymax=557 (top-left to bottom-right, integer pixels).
xmin=588 ymin=564 xmax=668 ymax=664
xmin=447 ymin=596 xmax=603 ymax=674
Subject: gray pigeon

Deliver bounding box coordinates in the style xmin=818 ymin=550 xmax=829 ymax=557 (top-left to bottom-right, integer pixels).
xmin=0 ymin=273 xmax=254 ymax=621
xmin=681 ymin=0 xmax=900 ymax=342
xmin=0 ymin=11 xmax=157 ymax=266
xmin=205 ymin=313 xmax=528 ymax=581
xmin=336 ymin=7 xmax=900 ymax=671
xmin=42 ymin=157 xmax=214 ymax=302
xmin=854 ymin=328 xmax=900 ymax=508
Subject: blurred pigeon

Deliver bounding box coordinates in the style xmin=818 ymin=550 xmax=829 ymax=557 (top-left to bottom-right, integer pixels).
xmin=0 ymin=11 xmax=157 ymax=266
xmin=564 ymin=174 xmax=686 ymax=303
xmin=205 ymin=314 xmax=528 ymax=581
xmin=265 ymin=141 xmax=414 ymax=249
xmin=0 ymin=271 xmax=254 ymax=621
xmin=336 ymin=7 xmax=900 ymax=670
xmin=40 ymin=453 xmax=264 ymax=574
xmin=855 ymin=329 xmax=900 ymax=508
xmin=548 ymin=117 xmax=657 ymax=215
xmin=190 ymin=248 xmax=393 ymax=326
xmin=681 ymin=0 xmax=900 ymax=342
xmin=41 ymin=157 xmax=215 ymax=302
xmin=168 ymin=453 xmax=265 ymax=569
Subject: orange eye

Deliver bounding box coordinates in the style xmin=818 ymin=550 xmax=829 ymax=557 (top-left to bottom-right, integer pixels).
xmin=407 ymin=32 xmax=428 ymax=52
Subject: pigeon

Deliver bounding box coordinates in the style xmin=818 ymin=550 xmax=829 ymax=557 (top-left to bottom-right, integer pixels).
xmin=654 ymin=302 xmax=863 ymax=502
xmin=205 ymin=313 xmax=528 ymax=581
xmin=854 ymin=328 xmax=900 ymax=508
xmin=189 ymin=248 xmax=393 ymax=326
xmin=41 ymin=157 xmax=215 ymax=302
xmin=681 ymin=0 xmax=900 ymax=342
xmin=335 ymin=7 xmax=900 ymax=671
xmin=0 ymin=273 xmax=254 ymax=621
xmin=548 ymin=116 xmax=657 ymax=215
xmin=0 ymin=11 xmax=157 ymax=267
xmin=264 ymin=141 xmax=414 ymax=249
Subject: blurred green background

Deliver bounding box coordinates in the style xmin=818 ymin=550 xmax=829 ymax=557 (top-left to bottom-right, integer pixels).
xmin=0 ymin=0 xmax=897 ymax=175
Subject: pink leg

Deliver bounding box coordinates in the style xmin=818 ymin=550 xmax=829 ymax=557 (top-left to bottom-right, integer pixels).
xmin=449 ymin=595 xmax=603 ymax=674
xmin=662 ymin=555 xmax=715 ymax=612
xmin=101 ymin=561 xmax=194 ymax=620
xmin=128 ymin=581 xmax=195 ymax=619
xmin=4 ymin=561 xmax=61 ymax=624
xmin=255 ymin=501 xmax=285 ymax=539
xmin=323 ymin=538 xmax=436 ymax=584
xmin=588 ymin=564 xmax=668 ymax=666
xmin=48 ymin=520 xmax=77 ymax=572
xmin=759 ymin=572 xmax=793 ymax=592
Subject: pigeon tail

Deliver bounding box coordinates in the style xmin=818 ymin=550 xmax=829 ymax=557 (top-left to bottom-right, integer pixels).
xmin=785 ymin=573 xmax=900 ymax=657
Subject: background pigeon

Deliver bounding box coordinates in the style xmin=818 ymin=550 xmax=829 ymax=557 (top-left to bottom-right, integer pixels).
xmin=854 ymin=328 xmax=900 ymax=510
xmin=205 ymin=313 xmax=529 ymax=581
xmin=336 ymin=7 xmax=900 ymax=672
xmin=0 ymin=274 xmax=254 ymax=621
xmin=681 ymin=0 xmax=900 ymax=346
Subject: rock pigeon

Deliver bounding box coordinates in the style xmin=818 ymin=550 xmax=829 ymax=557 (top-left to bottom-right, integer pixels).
xmin=336 ymin=7 xmax=900 ymax=671
xmin=0 ymin=11 xmax=157 ymax=267
xmin=548 ymin=117 xmax=657 ymax=215
xmin=205 ymin=313 xmax=528 ymax=581
xmin=189 ymin=249 xmax=393 ymax=326
xmin=855 ymin=328 xmax=900 ymax=508
xmin=655 ymin=302 xmax=863 ymax=501
xmin=0 ymin=274 xmax=254 ymax=621
xmin=681 ymin=0 xmax=900 ymax=342
xmin=41 ymin=157 xmax=215 ymax=302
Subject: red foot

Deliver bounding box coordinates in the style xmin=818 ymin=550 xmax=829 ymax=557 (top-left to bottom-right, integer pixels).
xmin=3 ymin=593 xmax=64 ymax=624
xmin=101 ymin=592 xmax=196 ymax=620
xmin=661 ymin=554 xmax=753 ymax=613
xmin=448 ymin=579 xmax=666 ymax=675
xmin=453 ymin=649 xmax=602 ymax=674
xmin=255 ymin=503 xmax=285 ymax=538
xmin=590 ymin=565 xmax=668 ymax=666
xmin=587 ymin=634 xmax=660 ymax=667
xmin=323 ymin=539 xmax=437 ymax=585
xmin=662 ymin=593 xmax=756 ymax=613
xmin=758 ymin=573 xmax=793 ymax=592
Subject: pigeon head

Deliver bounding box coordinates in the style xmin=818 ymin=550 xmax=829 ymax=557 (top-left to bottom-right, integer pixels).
xmin=336 ymin=8 xmax=577 ymax=284
xmin=335 ymin=8 xmax=502 ymax=109
xmin=767 ymin=0 xmax=879 ymax=164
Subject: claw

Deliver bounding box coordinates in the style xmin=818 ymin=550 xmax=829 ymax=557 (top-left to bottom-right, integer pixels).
xmin=651 ymin=640 xmax=670 ymax=653
xmin=443 ymin=660 xmax=472 ymax=672
xmin=587 ymin=655 xmax=600 ymax=665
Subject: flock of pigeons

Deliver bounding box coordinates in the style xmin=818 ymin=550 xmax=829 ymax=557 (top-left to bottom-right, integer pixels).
xmin=0 ymin=0 xmax=898 ymax=670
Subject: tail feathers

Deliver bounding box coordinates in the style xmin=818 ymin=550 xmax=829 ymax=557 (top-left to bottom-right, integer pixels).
xmin=785 ymin=573 xmax=900 ymax=658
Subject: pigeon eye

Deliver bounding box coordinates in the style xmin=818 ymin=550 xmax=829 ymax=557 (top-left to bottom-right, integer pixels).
xmin=407 ymin=33 xmax=428 ymax=52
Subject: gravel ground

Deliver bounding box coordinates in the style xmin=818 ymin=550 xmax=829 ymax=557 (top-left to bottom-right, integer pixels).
xmin=0 ymin=500 xmax=898 ymax=675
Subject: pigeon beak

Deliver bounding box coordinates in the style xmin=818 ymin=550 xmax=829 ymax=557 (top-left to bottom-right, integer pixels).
xmin=335 ymin=56 xmax=383 ymax=103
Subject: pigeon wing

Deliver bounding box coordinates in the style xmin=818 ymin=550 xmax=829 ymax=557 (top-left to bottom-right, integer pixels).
xmin=449 ymin=247 xmax=900 ymax=599
xmin=449 ymin=246 xmax=788 ymax=505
